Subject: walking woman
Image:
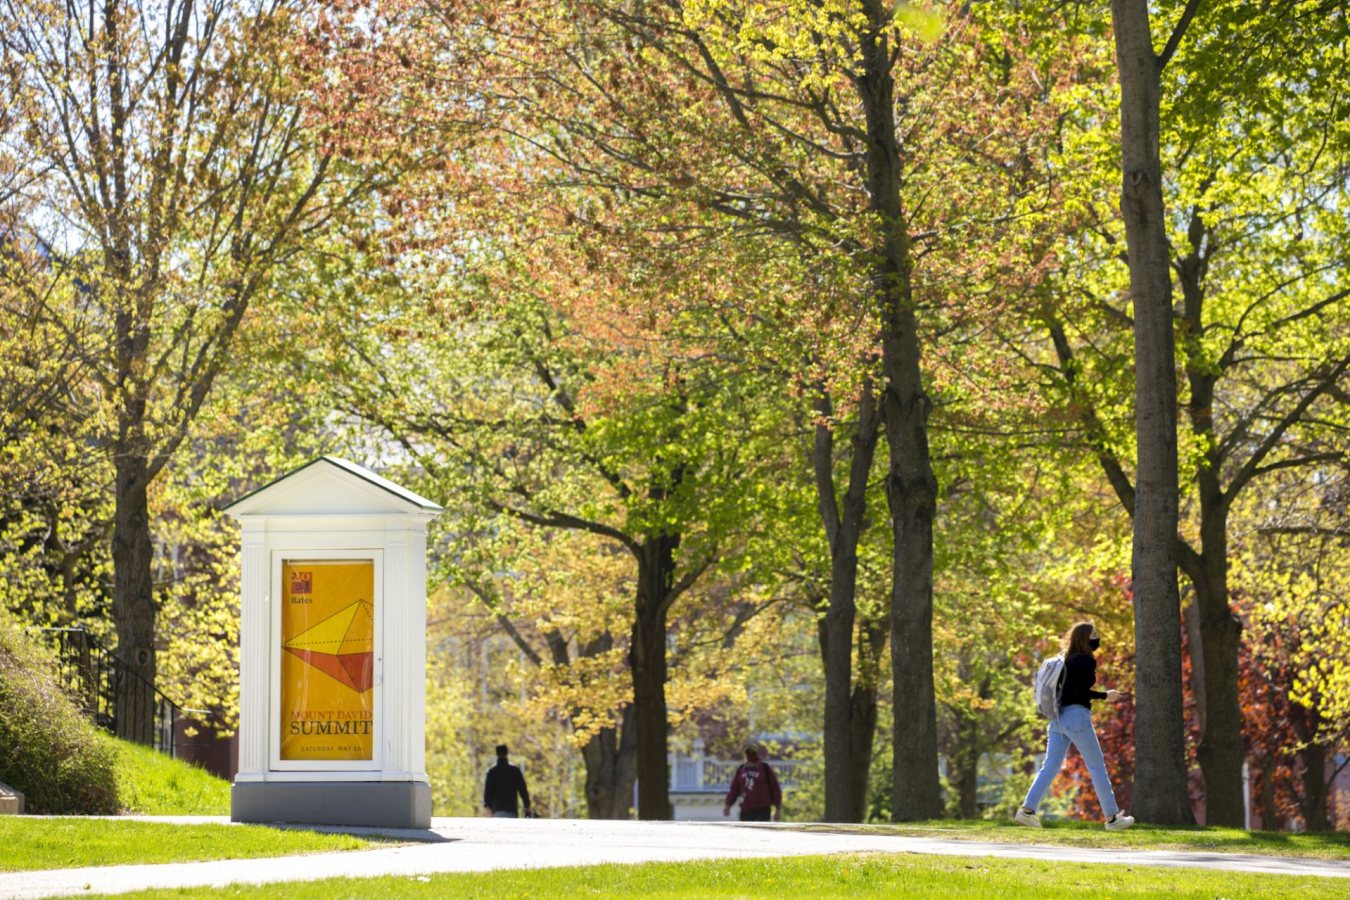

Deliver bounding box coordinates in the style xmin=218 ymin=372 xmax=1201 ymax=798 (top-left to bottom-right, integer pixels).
xmin=1015 ymin=621 xmax=1135 ymax=831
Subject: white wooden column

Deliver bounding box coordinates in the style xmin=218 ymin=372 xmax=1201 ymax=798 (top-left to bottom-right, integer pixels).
xmin=237 ymin=523 xmax=270 ymax=780
xmin=383 ymin=527 xmax=409 ymax=777
xmin=408 ymin=521 xmax=429 ymax=777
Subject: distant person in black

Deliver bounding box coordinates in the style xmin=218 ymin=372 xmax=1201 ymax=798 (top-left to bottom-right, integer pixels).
xmin=483 ymin=744 xmax=531 ymax=818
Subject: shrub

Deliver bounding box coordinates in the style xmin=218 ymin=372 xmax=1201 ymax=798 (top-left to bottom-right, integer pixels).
xmin=0 ymin=611 xmax=119 ymax=813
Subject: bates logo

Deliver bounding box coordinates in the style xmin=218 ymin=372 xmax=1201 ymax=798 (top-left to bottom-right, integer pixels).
xmin=291 ymin=571 xmax=313 ymax=595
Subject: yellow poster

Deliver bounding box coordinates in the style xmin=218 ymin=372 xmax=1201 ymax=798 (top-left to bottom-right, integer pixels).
xmin=280 ymin=559 xmax=375 ymax=761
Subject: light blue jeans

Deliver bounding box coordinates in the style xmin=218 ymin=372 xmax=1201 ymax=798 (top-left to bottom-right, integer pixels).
xmin=1022 ymin=704 xmax=1120 ymax=818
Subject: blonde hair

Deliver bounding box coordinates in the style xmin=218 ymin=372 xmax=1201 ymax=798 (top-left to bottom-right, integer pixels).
xmin=1061 ymin=621 xmax=1096 ymax=657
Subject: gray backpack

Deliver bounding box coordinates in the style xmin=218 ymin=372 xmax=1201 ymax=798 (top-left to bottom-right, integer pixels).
xmin=1034 ymin=656 xmax=1066 ymax=719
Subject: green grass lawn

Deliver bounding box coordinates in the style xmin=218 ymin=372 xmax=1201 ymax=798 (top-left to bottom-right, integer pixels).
xmin=806 ymin=818 xmax=1350 ymax=860
xmin=2 ymin=741 xmax=380 ymax=872
xmin=0 ymin=818 xmax=374 ymax=872
xmin=88 ymin=854 xmax=1350 ymax=899
xmin=113 ymin=738 xmax=231 ymax=815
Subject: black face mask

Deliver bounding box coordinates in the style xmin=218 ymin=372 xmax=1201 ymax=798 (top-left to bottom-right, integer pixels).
xmin=1088 ymin=637 xmax=1101 ymax=651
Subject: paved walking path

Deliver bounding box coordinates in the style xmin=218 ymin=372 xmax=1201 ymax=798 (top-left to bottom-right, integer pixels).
xmin=3 ymin=817 xmax=1349 ymax=899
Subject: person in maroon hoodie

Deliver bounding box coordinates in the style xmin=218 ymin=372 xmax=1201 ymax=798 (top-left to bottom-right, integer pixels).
xmin=722 ymin=744 xmax=783 ymax=822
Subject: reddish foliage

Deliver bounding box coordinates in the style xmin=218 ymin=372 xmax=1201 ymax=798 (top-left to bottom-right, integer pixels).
xmin=1054 ymin=593 xmax=1321 ymax=828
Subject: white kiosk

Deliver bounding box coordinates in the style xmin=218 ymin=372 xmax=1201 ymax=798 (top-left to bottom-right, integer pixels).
xmin=225 ymin=456 xmax=442 ymax=828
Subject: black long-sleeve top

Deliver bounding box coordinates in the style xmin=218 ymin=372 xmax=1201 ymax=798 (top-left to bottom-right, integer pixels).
xmin=484 ymin=760 xmax=531 ymax=814
xmin=1060 ymin=652 xmax=1108 ymax=711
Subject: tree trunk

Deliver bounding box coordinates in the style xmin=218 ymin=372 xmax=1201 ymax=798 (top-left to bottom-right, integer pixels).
xmin=814 ymin=383 xmax=879 ymax=822
xmin=1177 ymin=210 xmax=1246 ymax=827
xmin=581 ymin=704 xmax=638 ymax=819
xmin=1181 ymin=535 xmax=1246 ymax=829
xmin=847 ymin=617 xmax=887 ymax=821
xmin=111 ymin=451 xmax=157 ymax=745
xmin=951 ymin=724 xmax=980 ymax=819
xmin=1300 ymin=741 xmax=1330 ymax=832
xmin=1259 ymin=761 xmax=1276 ymax=829
xmin=857 ymin=0 xmax=943 ymax=821
xmin=631 ymin=536 xmax=677 ymax=820
xmin=1183 ymin=597 xmax=1205 ymax=737
xmin=950 ymin=668 xmax=995 ymax=819
xmin=1110 ymin=0 xmax=1194 ymax=825
xmin=568 ymin=632 xmax=638 ymax=819
xmin=1188 ymin=555 xmax=1245 ymax=826
xmin=883 ymin=385 xmax=942 ymax=821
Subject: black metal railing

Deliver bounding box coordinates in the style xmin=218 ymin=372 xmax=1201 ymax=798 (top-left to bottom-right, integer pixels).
xmin=37 ymin=626 xmax=181 ymax=756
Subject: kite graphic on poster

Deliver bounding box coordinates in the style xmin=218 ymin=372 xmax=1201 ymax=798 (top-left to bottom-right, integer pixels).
xmin=283 ymin=600 xmax=374 ymax=693
xmin=280 ymin=559 xmax=375 ymax=761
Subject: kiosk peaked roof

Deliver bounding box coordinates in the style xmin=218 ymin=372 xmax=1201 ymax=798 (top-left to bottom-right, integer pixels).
xmin=223 ymin=456 xmax=443 ymax=516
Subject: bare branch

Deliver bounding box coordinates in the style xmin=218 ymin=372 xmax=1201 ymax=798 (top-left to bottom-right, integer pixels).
xmin=1157 ymin=0 xmax=1203 ymax=69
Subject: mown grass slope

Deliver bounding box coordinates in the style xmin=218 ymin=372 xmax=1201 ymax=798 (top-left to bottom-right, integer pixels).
xmin=114 ymin=738 xmax=230 ymax=815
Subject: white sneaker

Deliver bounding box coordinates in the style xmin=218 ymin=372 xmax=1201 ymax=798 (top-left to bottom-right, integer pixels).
xmin=1013 ymin=808 xmax=1041 ymax=828
xmin=1105 ymin=813 xmax=1135 ymax=831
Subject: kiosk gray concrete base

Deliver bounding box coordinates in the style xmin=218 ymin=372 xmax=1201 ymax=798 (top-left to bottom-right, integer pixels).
xmin=0 ymin=781 xmax=23 ymax=815
xmin=231 ymin=781 xmax=430 ymax=828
